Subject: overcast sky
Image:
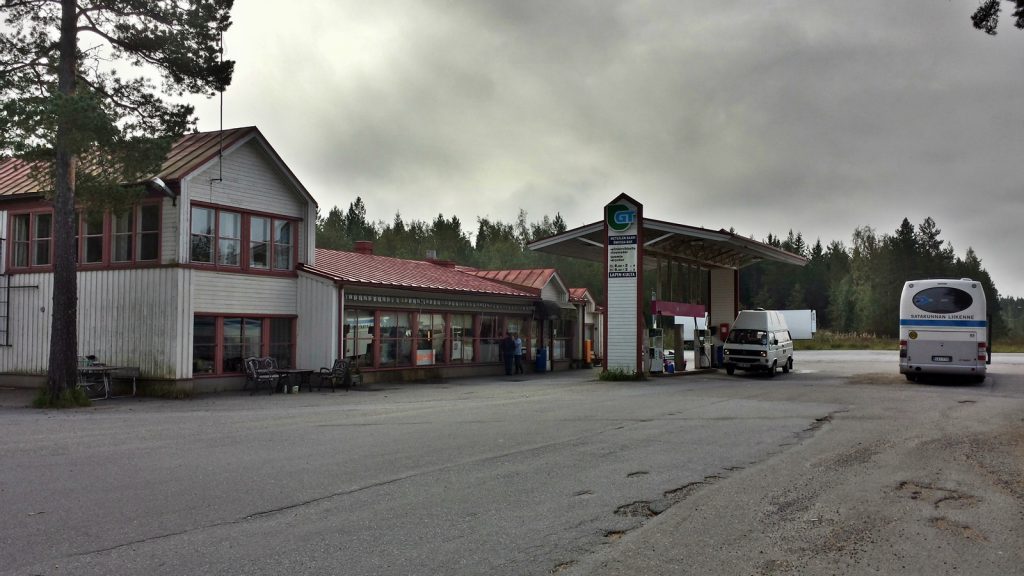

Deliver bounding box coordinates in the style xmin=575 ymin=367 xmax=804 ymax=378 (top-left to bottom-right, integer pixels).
xmin=188 ymin=1 xmax=1024 ymax=297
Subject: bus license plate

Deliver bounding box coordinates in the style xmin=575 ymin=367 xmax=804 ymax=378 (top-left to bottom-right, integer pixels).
xmin=932 ymin=355 xmax=952 ymax=362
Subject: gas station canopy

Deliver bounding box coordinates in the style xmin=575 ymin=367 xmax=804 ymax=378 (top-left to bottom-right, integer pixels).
xmin=528 ymin=217 xmax=807 ymax=270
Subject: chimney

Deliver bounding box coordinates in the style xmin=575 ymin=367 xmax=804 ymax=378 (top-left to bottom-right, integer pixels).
xmin=354 ymin=240 xmax=374 ymax=255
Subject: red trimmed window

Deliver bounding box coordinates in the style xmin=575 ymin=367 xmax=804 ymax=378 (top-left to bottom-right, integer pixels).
xmin=190 ymin=205 xmax=296 ymax=272
xmin=9 ymin=212 xmax=53 ymax=268
xmin=73 ymin=204 xmax=161 ymax=266
xmin=192 ymin=315 xmax=295 ymax=375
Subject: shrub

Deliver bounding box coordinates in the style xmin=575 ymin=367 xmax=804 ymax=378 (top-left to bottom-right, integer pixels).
xmin=599 ymin=367 xmax=645 ymax=381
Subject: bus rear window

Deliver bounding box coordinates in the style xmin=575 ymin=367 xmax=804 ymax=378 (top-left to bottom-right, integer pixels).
xmin=912 ymin=287 xmax=973 ymax=314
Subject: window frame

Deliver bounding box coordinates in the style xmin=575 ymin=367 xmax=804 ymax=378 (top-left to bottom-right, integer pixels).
xmin=189 ymin=202 xmax=299 ymax=275
xmin=6 ymin=202 xmax=161 ymax=273
xmin=192 ymin=314 xmax=296 ymax=376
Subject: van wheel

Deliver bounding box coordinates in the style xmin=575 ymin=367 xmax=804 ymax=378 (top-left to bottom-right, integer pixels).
xmin=905 ymin=374 xmax=918 ymax=382
xmin=726 ymin=365 xmax=735 ymax=375
xmin=767 ymin=361 xmax=777 ymax=378
xmin=783 ymin=357 xmax=792 ymax=373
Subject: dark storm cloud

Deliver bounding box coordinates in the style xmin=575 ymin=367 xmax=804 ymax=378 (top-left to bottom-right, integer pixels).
xmin=190 ymin=0 xmax=1024 ymax=295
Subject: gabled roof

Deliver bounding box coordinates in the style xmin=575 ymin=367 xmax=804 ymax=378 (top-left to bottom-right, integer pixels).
xmin=0 ymin=127 xmax=314 ymax=206
xmin=569 ymin=287 xmax=596 ymax=304
xmin=304 ymin=249 xmax=536 ymax=298
xmin=466 ymin=268 xmax=557 ymax=293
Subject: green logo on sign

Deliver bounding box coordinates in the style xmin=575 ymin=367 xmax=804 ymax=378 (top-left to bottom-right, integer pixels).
xmin=606 ymin=204 xmax=636 ymax=232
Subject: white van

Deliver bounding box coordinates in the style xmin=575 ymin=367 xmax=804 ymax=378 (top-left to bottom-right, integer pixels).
xmin=722 ymin=310 xmax=794 ymax=377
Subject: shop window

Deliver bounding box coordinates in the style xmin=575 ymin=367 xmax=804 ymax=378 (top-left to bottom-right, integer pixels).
xmin=479 ymin=315 xmax=499 ymax=363
xmin=380 ymin=312 xmax=413 ymax=368
xmin=450 ymin=314 xmax=475 ymax=363
xmin=343 ymin=309 xmax=375 ymax=367
xmin=192 ymin=315 xmax=294 ymax=376
xmin=193 ymin=316 xmax=217 ymax=375
xmin=553 ymin=318 xmax=573 ymax=360
xmin=269 ymin=317 xmax=293 ymax=368
xmin=223 ymin=317 xmax=262 ymax=373
xmin=417 ymin=312 xmax=446 ymax=365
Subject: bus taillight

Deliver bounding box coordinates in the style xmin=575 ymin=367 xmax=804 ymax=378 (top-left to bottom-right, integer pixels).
xmin=899 ymin=340 xmax=908 ymax=358
xmin=978 ymin=341 xmax=987 ymax=362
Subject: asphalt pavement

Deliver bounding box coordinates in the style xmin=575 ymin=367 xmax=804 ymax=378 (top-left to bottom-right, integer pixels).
xmin=2 ymin=351 xmax=1022 ymax=575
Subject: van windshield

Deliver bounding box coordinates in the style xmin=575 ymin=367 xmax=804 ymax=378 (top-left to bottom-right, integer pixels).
xmin=727 ymin=329 xmax=768 ymax=345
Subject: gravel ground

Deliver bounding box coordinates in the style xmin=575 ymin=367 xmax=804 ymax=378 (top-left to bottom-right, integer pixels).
xmin=566 ymin=360 xmax=1024 ymax=575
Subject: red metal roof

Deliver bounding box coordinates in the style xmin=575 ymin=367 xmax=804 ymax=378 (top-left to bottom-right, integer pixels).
xmin=306 ymin=249 xmax=537 ymax=297
xmin=569 ymin=287 xmax=593 ymax=303
xmin=0 ymin=126 xmax=259 ymax=198
xmin=466 ymin=269 xmax=556 ymax=293
xmin=0 ymin=157 xmax=39 ymax=197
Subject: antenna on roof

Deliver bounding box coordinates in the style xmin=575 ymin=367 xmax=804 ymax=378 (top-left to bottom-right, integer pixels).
xmin=210 ymin=31 xmax=225 ymax=185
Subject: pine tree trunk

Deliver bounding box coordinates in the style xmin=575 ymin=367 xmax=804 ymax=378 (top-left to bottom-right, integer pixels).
xmin=46 ymin=0 xmax=79 ymax=398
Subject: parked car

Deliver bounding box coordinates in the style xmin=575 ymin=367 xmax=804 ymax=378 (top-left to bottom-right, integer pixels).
xmin=722 ymin=310 xmax=794 ymax=377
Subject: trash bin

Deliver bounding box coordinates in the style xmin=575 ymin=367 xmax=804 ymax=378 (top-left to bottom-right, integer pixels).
xmin=535 ymin=347 xmax=547 ymax=373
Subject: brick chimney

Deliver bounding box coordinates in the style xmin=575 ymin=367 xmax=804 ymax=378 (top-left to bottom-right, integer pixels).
xmin=354 ymin=240 xmax=374 ymax=255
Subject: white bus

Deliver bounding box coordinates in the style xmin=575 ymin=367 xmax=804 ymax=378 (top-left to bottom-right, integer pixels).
xmin=899 ymin=278 xmax=990 ymax=382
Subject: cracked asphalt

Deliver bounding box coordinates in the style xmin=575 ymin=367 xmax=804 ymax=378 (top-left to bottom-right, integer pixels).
xmin=1 ymin=350 xmax=1022 ymax=576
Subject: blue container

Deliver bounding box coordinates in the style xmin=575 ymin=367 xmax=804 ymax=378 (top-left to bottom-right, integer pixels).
xmin=535 ymin=347 xmax=547 ymax=372
xmin=716 ymin=345 xmax=724 ymax=367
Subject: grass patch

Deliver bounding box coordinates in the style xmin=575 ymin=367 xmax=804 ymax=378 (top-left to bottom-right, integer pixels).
xmin=599 ymin=367 xmax=646 ymax=381
xmin=798 ymin=331 xmax=897 ymax=351
xmin=32 ymin=387 xmax=91 ymax=409
xmin=141 ymin=382 xmax=194 ymax=399
xmin=799 ymin=331 xmax=1024 ymax=353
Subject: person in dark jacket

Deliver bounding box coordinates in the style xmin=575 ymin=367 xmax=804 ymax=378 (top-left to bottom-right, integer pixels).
xmin=501 ymin=332 xmax=516 ymax=375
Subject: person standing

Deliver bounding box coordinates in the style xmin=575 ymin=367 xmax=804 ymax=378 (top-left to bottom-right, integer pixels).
xmin=501 ymin=332 xmax=515 ymax=375
xmin=513 ymin=333 xmax=524 ymax=374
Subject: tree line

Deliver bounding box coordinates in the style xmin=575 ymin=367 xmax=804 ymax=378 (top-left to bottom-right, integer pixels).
xmin=737 ymin=218 xmax=1008 ymax=339
xmin=318 ymin=201 xmax=1013 ymax=340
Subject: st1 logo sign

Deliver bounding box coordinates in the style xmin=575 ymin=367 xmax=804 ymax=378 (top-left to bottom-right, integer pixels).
xmin=606 ymin=204 xmax=636 ymax=232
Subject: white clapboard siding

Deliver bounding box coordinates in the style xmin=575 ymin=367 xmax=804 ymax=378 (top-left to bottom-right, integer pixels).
xmin=160 ymin=197 xmax=180 ymax=264
xmin=191 ymin=270 xmax=297 ymax=315
xmin=541 ymin=281 xmax=569 ymax=306
xmin=0 ymin=272 xmax=53 ymax=373
xmin=606 ymin=277 xmax=638 ymax=371
xmin=297 ymin=272 xmax=338 ymax=370
xmin=182 ymin=140 xmax=310 ymax=265
xmin=0 ymin=269 xmax=183 ymax=377
xmin=76 ymin=268 xmax=183 ymax=378
xmin=187 ymin=140 xmax=305 ymax=217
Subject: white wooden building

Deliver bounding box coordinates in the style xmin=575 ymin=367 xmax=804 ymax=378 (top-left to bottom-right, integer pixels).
xmin=0 ymin=127 xmax=334 ymax=391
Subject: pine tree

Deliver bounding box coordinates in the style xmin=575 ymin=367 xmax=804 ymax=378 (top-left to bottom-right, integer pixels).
xmin=1 ymin=1 xmax=233 ymax=403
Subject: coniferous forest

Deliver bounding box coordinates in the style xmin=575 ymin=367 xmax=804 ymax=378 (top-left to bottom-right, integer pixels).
xmin=317 ymin=198 xmax=1021 ymax=342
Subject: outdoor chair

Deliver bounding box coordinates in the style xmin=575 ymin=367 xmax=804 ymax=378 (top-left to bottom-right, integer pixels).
xmin=318 ymin=358 xmax=351 ymax=391
xmin=244 ymin=357 xmax=279 ymax=395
